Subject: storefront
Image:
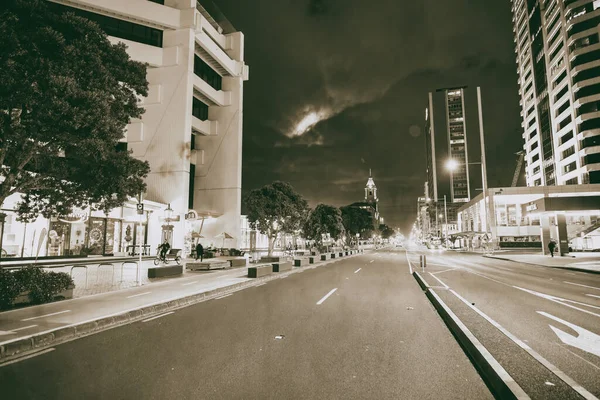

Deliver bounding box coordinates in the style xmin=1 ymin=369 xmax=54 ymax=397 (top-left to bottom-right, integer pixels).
xmin=0 ymin=192 xmax=164 ymax=260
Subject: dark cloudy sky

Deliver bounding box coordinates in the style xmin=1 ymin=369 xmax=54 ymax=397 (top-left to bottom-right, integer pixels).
xmin=213 ymin=0 xmax=522 ymax=233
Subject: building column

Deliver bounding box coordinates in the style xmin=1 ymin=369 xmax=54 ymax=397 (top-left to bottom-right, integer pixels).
xmin=540 ymin=215 xmax=551 ymax=255
xmin=556 ymin=213 xmax=569 ymax=256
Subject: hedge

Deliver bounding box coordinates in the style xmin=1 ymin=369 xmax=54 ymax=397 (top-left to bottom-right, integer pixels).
xmin=0 ymin=267 xmax=74 ymax=310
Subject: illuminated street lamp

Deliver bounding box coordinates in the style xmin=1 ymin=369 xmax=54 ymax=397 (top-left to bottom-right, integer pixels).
xmin=162 ymin=203 xmax=175 ymax=245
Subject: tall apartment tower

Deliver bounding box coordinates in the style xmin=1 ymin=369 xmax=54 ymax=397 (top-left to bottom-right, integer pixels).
xmin=47 ymin=0 xmax=249 ymax=248
xmin=444 ymin=88 xmax=471 ymax=202
xmin=425 ymin=92 xmax=438 ymax=201
xmin=511 ymin=0 xmax=600 ymax=186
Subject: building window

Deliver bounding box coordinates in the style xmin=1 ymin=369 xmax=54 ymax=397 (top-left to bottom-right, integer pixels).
xmin=147 ymin=0 xmax=165 ymax=4
xmin=532 ymin=153 xmax=540 ymax=162
xmin=192 ymin=97 xmax=209 ymax=120
xmin=534 ymin=178 xmax=542 ymax=186
xmin=533 ymin=165 xmax=540 ymax=174
xmin=565 ymin=177 xmax=578 ymax=185
xmin=194 ymin=55 xmax=222 ymax=91
xmin=530 ymin=141 xmax=539 ymax=152
xmin=563 ymin=161 xmax=577 ymax=173
xmin=558 ymin=115 xmax=572 ymax=131
xmin=584 ymin=153 xmax=600 ymax=165
xmin=581 ymin=135 xmax=600 ymax=148
xmin=560 ymin=131 xmax=574 ymax=145
xmin=561 ymin=146 xmax=575 ymax=160
xmin=556 ymin=99 xmax=570 ymax=117
xmin=188 ymin=163 xmax=196 ymax=210
xmin=47 ymin=2 xmax=163 ymax=47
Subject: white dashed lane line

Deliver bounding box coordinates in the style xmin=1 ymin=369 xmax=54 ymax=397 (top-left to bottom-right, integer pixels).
xmin=317 ymin=288 xmax=338 ymax=305
xmin=354 ymin=268 xmax=361 ymax=273
xmin=22 ymin=310 xmax=71 ymax=322
xmin=126 ymin=291 xmax=152 ymax=299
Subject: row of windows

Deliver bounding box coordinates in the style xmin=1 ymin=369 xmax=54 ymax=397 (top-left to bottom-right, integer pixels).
xmin=579 ymin=117 xmax=600 ymax=131
xmin=573 ymin=66 xmax=600 ymax=84
xmin=569 ymin=33 xmax=599 ymax=53
xmin=571 ymin=49 xmax=600 ymax=69
xmin=584 ymin=152 xmax=600 ymax=165
xmin=48 ymin=2 xmax=163 ymax=48
xmin=192 ymin=97 xmax=209 ymax=120
xmin=575 ymin=83 xmax=600 ymax=100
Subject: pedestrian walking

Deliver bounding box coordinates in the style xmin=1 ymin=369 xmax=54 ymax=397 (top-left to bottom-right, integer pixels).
xmin=195 ymin=242 xmax=204 ymax=262
xmin=548 ymin=240 xmax=556 ymax=258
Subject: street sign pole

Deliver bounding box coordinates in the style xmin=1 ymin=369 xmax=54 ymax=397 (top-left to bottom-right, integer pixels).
xmin=137 ymin=194 xmax=144 ymax=286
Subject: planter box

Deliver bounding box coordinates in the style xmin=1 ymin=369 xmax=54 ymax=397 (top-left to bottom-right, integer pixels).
xmin=330 ymin=253 xmax=336 ymax=259
xmin=339 ymin=252 xmax=344 ymax=257
xmin=148 ymin=265 xmax=183 ymax=278
xmin=248 ymin=265 xmax=272 ymax=278
xmin=309 ymin=257 xmax=316 ymax=264
xmin=320 ymin=254 xmax=329 ymax=261
xmin=272 ymin=262 xmax=292 ymax=272
xmin=12 ymin=285 xmax=75 ymax=306
xmin=294 ymin=259 xmax=308 ymax=267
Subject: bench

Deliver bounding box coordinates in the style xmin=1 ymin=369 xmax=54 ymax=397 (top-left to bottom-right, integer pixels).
xmin=248 ymin=265 xmax=272 ymax=278
xmin=294 ymin=258 xmax=308 ymax=267
xmin=272 ymin=262 xmax=292 ymax=272
xmin=148 ymin=264 xmax=183 ymax=278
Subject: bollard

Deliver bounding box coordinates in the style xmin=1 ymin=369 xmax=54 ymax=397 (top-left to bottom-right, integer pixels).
xmin=420 ymin=255 xmax=426 ymax=272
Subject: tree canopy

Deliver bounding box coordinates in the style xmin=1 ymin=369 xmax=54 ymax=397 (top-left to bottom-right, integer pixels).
xmin=0 ymin=0 xmax=150 ymax=220
xmin=340 ymin=206 xmax=374 ymax=242
xmin=303 ymin=204 xmax=345 ymax=248
xmin=244 ymin=181 xmax=309 ymax=256
xmin=379 ymin=224 xmax=396 ymax=239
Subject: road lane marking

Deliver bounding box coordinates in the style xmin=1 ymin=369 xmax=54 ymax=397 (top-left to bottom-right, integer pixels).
xmin=431 ymin=268 xmax=458 ymax=275
xmin=13 ymin=325 xmax=37 ymax=332
xmin=587 ymin=294 xmax=600 ymax=299
xmin=369 ymin=260 xmax=374 ymax=263
xmin=215 ymin=294 xmax=232 ymax=300
xmin=0 ymin=348 xmax=55 ymax=367
xmin=564 ymin=281 xmax=600 ymax=291
xmin=126 ymin=291 xmax=152 ymax=299
xmin=405 ymin=252 xmax=413 ymax=274
xmin=22 ymin=310 xmax=71 ymax=321
xmin=450 ymin=290 xmax=598 ymax=400
xmin=182 ymin=280 xmax=199 ymax=286
xmin=428 ymin=272 xmax=449 ymax=289
xmin=256 ymin=283 xmax=267 ymax=287
xmin=513 ymin=286 xmax=600 ymax=317
xmin=354 ymin=268 xmax=361 ymax=273
xmin=142 ymin=312 xmax=174 ymax=323
xmin=538 ymin=311 xmax=600 ymax=358
xmin=317 ymin=288 xmax=337 ymax=305
xmin=557 ymin=344 xmax=600 ymax=370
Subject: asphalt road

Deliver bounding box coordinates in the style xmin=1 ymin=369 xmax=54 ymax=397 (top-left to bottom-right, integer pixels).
xmin=407 ymin=247 xmax=600 ymax=399
xmin=0 ymin=250 xmax=492 ymax=400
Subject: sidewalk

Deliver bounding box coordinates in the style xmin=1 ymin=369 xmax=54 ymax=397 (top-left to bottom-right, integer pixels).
xmin=484 ymin=252 xmax=600 ymax=273
xmin=0 ymin=251 xmax=365 ymax=362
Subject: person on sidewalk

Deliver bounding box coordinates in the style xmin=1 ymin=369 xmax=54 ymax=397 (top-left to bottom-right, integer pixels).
xmin=548 ymin=240 xmax=556 ymax=258
xmin=159 ymin=240 xmax=170 ymax=261
xmin=195 ymin=242 xmax=204 ymax=262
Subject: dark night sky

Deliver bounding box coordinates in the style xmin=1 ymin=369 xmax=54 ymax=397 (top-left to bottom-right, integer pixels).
xmin=213 ymin=0 xmax=523 ymax=233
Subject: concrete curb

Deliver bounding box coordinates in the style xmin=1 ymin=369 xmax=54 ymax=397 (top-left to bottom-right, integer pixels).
xmin=0 ymin=252 xmax=363 ymax=364
xmin=483 ymin=255 xmax=600 ymax=275
xmin=412 ymin=271 xmax=528 ymax=400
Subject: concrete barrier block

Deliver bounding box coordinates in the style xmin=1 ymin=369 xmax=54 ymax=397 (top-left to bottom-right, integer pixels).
xmin=112 ymin=313 xmax=131 ymax=325
xmin=128 ymin=309 xmax=144 ymax=319
xmin=3 ymin=338 xmax=34 ymax=358
xmin=75 ymin=321 xmax=98 ymax=335
xmin=229 ymin=258 xmax=247 ymax=268
xmin=320 ymin=254 xmax=329 ymax=261
xmin=148 ymin=264 xmax=183 ymax=278
xmin=52 ymin=326 xmax=77 ymax=342
xmin=96 ymin=317 xmax=115 ymax=330
xmin=330 ymin=253 xmax=336 ymax=259
xmin=309 ymin=257 xmax=316 ymax=264
xmin=272 ymin=262 xmax=292 ymax=272
xmin=33 ymin=333 xmax=55 ymax=348
xmin=294 ymin=259 xmax=308 ymax=267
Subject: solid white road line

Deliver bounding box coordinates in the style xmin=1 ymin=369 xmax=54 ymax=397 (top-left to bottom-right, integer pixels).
xmin=13 ymin=325 xmax=38 ymax=332
xmin=142 ymin=312 xmax=174 ymax=323
xmin=317 ymin=288 xmax=337 ymax=305
xmin=354 ymin=268 xmax=361 ymax=273
xmin=0 ymin=348 xmax=55 ymax=367
xmin=451 ymin=289 xmax=599 ymax=400
xmin=564 ymin=281 xmax=600 ymax=291
xmin=182 ymin=280 xmax=199 ymax=286
xmin=215 ymin=294 xmax=232 ymax=300
xmin=405 ymin=252 xmax=413 ymax=274
xmin=22 ymin=310 xmax=71 ymax=322
xmin=428 ymin=272 xmax=449 ymax=289
xmin=514 ymin=286 xmax=600 ymax=317
xmin=126 ymin=291 xmax=152 ymax=299
xmin=369 ymin=260 xmax=374 ymax=263
xmin=587 ymin=294 xmax=600 ymax=299
xmin=256 ymin=283 xmax=267 ymax=287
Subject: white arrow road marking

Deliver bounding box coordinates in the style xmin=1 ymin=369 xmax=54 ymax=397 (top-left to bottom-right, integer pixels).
xmin=514 ymin=286 xmax=600 ymax=318
xmin=317 ymin=288 xmax=337 ymax=305
xmin=538 ymin=311 xmax=600 ymax=358
xmin=564 ymin=282 xmax=600 ymax=291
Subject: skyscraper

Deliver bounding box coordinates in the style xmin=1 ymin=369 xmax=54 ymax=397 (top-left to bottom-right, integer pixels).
xmin=511 ymin=0 xmax=600 ymax=186
xmin=425 ymin=92 xmax=438 ymax=201
xmin=444 ymin=87 xmax=471 ymax=202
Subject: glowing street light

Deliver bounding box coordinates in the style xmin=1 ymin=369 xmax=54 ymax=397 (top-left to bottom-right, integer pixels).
xmin=446 ymin=159 xmax=459 ymax=171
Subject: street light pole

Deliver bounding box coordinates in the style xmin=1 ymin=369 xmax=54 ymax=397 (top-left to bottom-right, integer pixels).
xmin=0 ymin=212 xmax=6 ymax=263
xmin=477 ymin=87 xmax=491 ymax=240
xmin=444 ymin=195 xmax=448 ymax=245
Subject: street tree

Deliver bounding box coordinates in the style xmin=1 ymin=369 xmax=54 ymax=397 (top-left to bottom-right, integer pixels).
xmin=245 ymin=181 xmax=309 ymax=256
xmin=303 ymin=204 xmax=345 ymax=250
xmin=379 ymin=224 xmax=395 ymax=240
xmin=0 ymin=0 xmax=150 ymax=220
xmin=340 ymin=206 xmax=374 ymax=245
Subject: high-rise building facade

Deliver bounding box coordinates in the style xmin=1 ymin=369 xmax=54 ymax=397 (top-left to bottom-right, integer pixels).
xmin=47 ymin=0 xmax=249 ymax=249
xmin=444 ymin=88 xmax=471 ymax=202
xmin=512 ymin=0 xmax=600 ymax=186
xmin=425 ymin=93 xmax=438 ymax=202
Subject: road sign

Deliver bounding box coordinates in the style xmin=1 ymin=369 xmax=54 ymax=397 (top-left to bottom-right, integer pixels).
xmin=137 ymin=203 xmax=144 ymax=214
